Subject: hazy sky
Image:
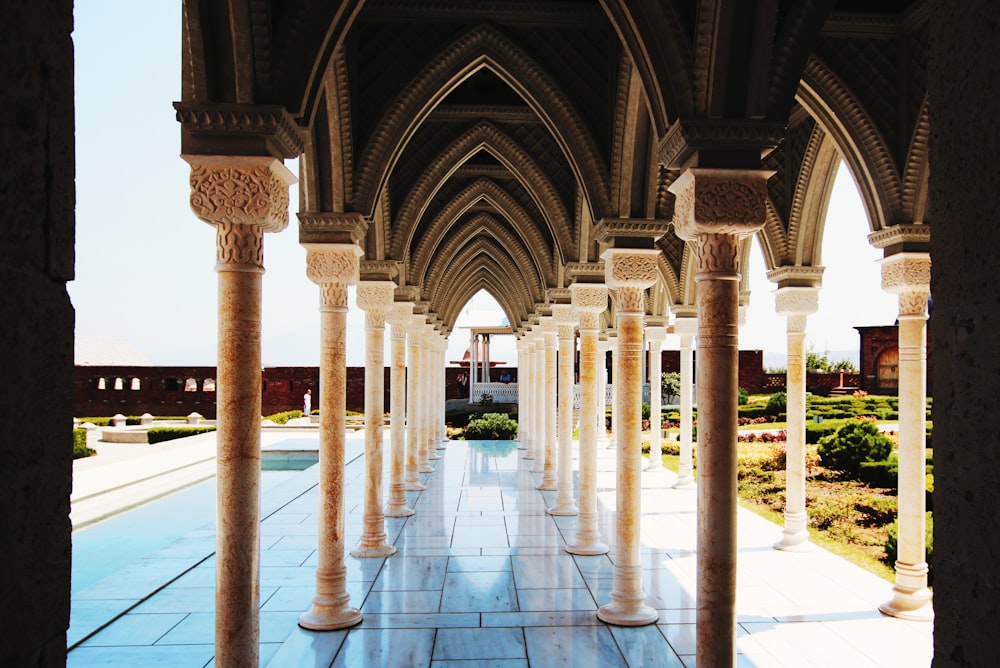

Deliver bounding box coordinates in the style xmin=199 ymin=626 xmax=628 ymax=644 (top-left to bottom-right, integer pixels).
xmin=70 ymin=1 xmax=898 ymax=369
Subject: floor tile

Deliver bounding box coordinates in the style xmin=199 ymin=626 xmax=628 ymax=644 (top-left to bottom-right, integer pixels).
xmin=432 ymin=627 xmax=526 ymax=661
xmin=264 ymin=626 xmax=347 ymax=667
xmin=79 ymin=612 xmax=187 ymax=647
xmin=441 ymin=571 xmax=517 ymax=612
xmin=523 ymin=626 xmax=627 ymax=667
xmin=609 ymin=625 xmax=686 ymax=667
xmin=68 ymin=644 xmax=215 ymax=667
xmin=362 ymin=589 xmax=443 ymax=614
xmin=516 ymin=587 xmax=597 ymax=612
xmin=331 ymin=628 xmax=435 ymax=667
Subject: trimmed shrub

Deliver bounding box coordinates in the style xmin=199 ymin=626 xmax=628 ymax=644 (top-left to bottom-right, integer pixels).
xmin=764 ymin=392 xmax=786 ymax=416
xmin=641 ymin=401 xmax=651 ymax=420
xmin=817 ymin=419 xmax=894 ymax=474
xmin=73 ymin=429 xmax=95 ymax=459
xmin=77 ymin=417 xmax=112 ymax=427
xmin=147 ymin=426 xmax=217 ymax=444
xmin=805 ymin=418 xmax=851 ymax=444
xmin=263 ymin=410 xmax=302 ymax=425
xmin=464 ymin=413 xmax=518 ymax=440
xmin=737 ymin=387 xmax=750 ymax=406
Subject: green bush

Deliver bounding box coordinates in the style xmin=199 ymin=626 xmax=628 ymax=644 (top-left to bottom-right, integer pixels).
xmin=77 ymin=417 xmax=112 ymax=427
xmin=805 ymin=418 xmax=851 ymax=444
xmin=737 ymin=387 xmax=750 ymax=406
xmin=884 ymin=512 xmax=933 ymax=583
xmin=765 ymin=392 xmax=786 ymax=416
xmin=147 ymin=426 xmax=217 ymax=444
xmin=73 ymin=429 xmax=95 ymax=459
xmin=464 ymin=413 xmax=518 ymax=440
xmin=817 ymin=419 xmax=894 ymax=474
xmin=641 ymin=402 xmax=651 ymax=420
xmin=263 ymin=410 xmax=302 ymax=425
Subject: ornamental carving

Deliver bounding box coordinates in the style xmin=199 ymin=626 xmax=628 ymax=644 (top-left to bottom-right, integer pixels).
xmin=899 ymin=290 xmax=930 ymax=318
xmin=571 ymin=284 xmax=608 ymax=313
xmin=304 ymin=245 xmax=361 ymax=285
xmin=215 ymin=222 xmax=263 ymax=270
xmin=188 ymin=159 xmax=294 ymax=232
xmin=355 ymin=282 xmax=396 ymax=313
xmin=613 ymin=286 xmax=646 ymax=314
xmin=386 ymin=302 xmax=414 ymax=328
xmin=693 ymin=233 xmax=739 ymax=275
xmin=670 ymin=168 xmax=770 ymax=240
xmin=551 ymin=304 xmax=577 ymax=325
xmin=577 ymin=311 xmax=601 ymax=330
xmin=319 ymin=283 xmax=348 ymax=310
xmin=603 ymin=251 xmax=659 ymax=289
xmin=881 ymin=253 xmax=931 ymax=293
xmin=774 ymin=287 xmax=819 ymax=317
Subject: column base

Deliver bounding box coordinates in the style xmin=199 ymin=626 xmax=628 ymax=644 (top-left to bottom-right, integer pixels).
xmin=536 ymin=481 xmax=557 ymax=491
xmin=774 ymin=512 xmax=812 ymax=551
xmin=404 ymin=480 xmax=426 ymax=492
xmin=565 ymin=540 xmax=609 ymax=556
xmin=547 ymin=501 xmax=578 ymax=516
xmin=350 ymin=543 xmax=396 ymax=559
xmin=384 ymin=504 xmax=415 ymax=518
xmin=418 ymin=464 xmax=435 ymax=473
xmin=597 ymin=601 xmax=658 ymax=627
xmin=673 ymin=466 xmax=695 ymax=489
xmin=644 ymin=456 xmax=663 ymax=471
xmin=428 ymin=451 xmax=440 ymax=460
xmin=879 ymin=586 xmax=934 ymax=621
xmin=298 ymin=601 xmax=362 ymax=631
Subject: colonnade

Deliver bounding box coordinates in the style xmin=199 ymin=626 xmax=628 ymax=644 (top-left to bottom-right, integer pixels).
xmin=187 ymin=161 xmax=932 ymax=667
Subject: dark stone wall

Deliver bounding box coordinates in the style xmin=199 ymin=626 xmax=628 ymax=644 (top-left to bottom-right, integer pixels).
xmin=0 ymin=1 xmax=74 ymax=664
xmin=929 ymin=1 xmax=1000 ymax=664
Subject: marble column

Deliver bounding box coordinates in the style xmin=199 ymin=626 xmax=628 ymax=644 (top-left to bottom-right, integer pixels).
xmin=567 ymin=283 xmax=610 ymax=555
xmin=538 ymin=317 xmax=559 ymax=491
xmin=519 ymin=336 xmax=534 ymax=457
xmin=772 ymin=284 xmax=819 ymax=550
xmin=406 ymin=314 xmax=428 ymax=492
xmin=517 ymin=337 xmax=530 ymax=452
xmin=669 ymin=167 xmax=770 ymax=666
xmin=184 ymin=156 xmax=295 ymax=665
xmin=645 ymin=322 xmax=667 ymax=471
xmin=597 ymin=248 xmax=660 ymax=627
xmin=299 ymin=242 xmax=364 ymax=632
xmin=423 ymin=324 xmax=440 ymax=462
xmin=385 ymin=302 xmax=415 ymax=517
xmin=874 ymin=239 xmax=933 ymax=621
xmin=350 ymin=281 xmax=397 ymax=558
xmin=673 ymin=315 xmax=697 ymax=489
xmin=597 ymin=336 xmax=611 ymax=447
xmin=549 ymin=304 xmax=579 ymax=514
xmin=531 ymin=333 xmax=546 ymax=474
xmin=436 ymin=334 xmax=449 ymax=447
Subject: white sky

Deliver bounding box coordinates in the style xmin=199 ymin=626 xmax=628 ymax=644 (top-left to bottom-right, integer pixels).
xmin=70 ymin=1 xmax=898 ymax=370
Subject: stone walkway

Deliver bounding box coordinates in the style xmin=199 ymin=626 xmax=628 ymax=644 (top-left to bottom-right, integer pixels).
xmin=67 ymin=433 xmax=933 ymax=666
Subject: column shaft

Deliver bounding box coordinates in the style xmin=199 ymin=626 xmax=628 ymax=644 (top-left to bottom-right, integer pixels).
xmin=386 ymin=312 xmax=413 ymax=516
xmin=645 ymin=328 xmax=665 ymax=471
xmin=550 ymin=311 xmax=579 ymax=515
xmin=215 ymin=265 xmax=263 ymax=665
xmin=406 ymin=321 xmax=428 ymax=487
xmin=674 ymin=331 xmax=695 ymax=488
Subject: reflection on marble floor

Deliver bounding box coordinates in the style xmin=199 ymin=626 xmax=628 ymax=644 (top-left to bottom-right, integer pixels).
xmin=68 ymin=439 xmax=933 ymax=667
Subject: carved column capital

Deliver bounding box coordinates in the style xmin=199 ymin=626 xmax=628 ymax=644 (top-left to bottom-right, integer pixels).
xmin=668 ymin=167 xmax=771 ymax=240
xmin=356 ymin=281 xmax=396 ymax=328
xmin=644 ymin=320 xmax=668 ymax=343
xmin=774 ymin=286 xmax=820 ymax=318
xmin=303 ymin=243 xmax=362 ymax=285
xmin=386 ymin=302 xmax=414 ymax=333
xmin=881 ymin=252 xmax=931 ymax=319
xmin=551 ymin=304 xmax=577 ymax=336
xmin=572 ymin=283 xmax=608 ymax=331
xmin=184 ymin=156 xmax=296 ymax=233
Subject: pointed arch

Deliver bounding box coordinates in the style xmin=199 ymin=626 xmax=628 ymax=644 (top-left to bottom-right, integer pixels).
xmin=353 ymin=25 xmax=610 ymax=221
xmin=391 ymin=121 xmax=573 ymax=261
xmin=798 ymin=56 xmax=903 ymax=233
xmin=421 ymin=213 xmax=547 ymax=309
xmin=901 ymin=96 xmax=930 ymax=224
xmin=408 ymin=178 xmax=557 ymax=288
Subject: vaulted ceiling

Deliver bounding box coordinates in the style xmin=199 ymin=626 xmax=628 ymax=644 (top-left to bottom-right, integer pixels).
xmin=178 ymin=0 xmax=931 ymax=333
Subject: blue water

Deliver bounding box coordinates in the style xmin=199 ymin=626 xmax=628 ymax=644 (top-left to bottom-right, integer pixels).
xmin=72 ymin=470 xmax=299 ymax=595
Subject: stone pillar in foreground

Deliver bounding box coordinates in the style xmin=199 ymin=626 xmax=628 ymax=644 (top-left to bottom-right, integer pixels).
xmin=351 ymin=278 xmax=397 ymax=558
xmin=549 ymin=303 xmax=579 ymax=514
xmin=567 ymin=281 xmax=610 ymax=555
xmin=184 ymin=156 xmax=295 ymax=664
xmin=538 ymin=316 xmax=559 ymax=491
xmin=770 ymin=276 xmax=821 ymax=551
xmin=669 ymin=167 xmax=770 ymax=666
xmin=299 ymin=241 xmax=364 ymax=632
xmin=596 ymin=220 xmax=666 ymax=627
xmin=673 ymin=313 xmax=697 ymax=489
xmin=531 ymin=330 xmax=546 ymax=474
xmin=517 ymin=333 xmax=534 ymax=459
xmin=644 ymin=320 xmax=667 ymax=471
xmin=386 ymin=300 xmax=415 ymax=517
xmin=406 ymin=313 xmax=429 ymax=486
xmin=873 ymin=227 xmax=933 ymax=621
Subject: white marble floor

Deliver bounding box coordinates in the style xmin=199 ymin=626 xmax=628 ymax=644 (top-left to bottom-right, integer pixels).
xmin=68 ymin=437 xmax=933 ymax=667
